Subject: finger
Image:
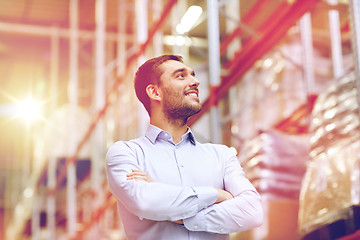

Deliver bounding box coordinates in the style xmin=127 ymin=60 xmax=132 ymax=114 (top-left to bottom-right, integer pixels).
xmin=127 ymin=176 xmax=151 ymax=182
xmin=127 ymin=176 xmax=147 ymax=181
xmin=127 ymin=174 xmax=152 ymax=182
xmin=127 ymin=172 xmax=147 ymax=178
xmin=126 ymin=173 xmax=147 ymax=177
xmin=127 ymin=172 xmax=148 ymax=178
xmin=126 ymin=170 xmax=152 ymax=182
xmin=127 ymin=170 xmax=145 ymax=177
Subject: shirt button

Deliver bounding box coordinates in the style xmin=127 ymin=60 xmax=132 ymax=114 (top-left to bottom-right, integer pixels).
xmin=194 ymin=225 xmax=198 ymax=230
xmin=220 ymin=228 xmax=224 ymax=232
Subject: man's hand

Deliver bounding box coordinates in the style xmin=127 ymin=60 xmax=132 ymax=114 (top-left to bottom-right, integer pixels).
xmin=171 ymin=189 xmax=232 ymax=225
xmin=215 ymin=189 xmax=233 ymax=203
xmin=172 ymin=219 xmax=184 ymax=224
xmin=126 ymin=169 xmax=153 ymax=182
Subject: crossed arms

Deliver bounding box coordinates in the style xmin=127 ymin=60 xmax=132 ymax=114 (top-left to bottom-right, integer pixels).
xmin=127 ymin=169 xmax=234 ymax=224
xmin=127 ymin=169 xmax=234 ymax=204
xmin=106 ymin=141 xmax=263 ymax=233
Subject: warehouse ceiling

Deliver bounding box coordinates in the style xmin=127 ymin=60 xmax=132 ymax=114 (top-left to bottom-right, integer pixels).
xmin=0 ymin=0 xmax=352 ymax=150
xmin=0 ymin=0 xmax=280 ymax=30
xmin=0 ymin=0 xmax=351 ymax=66
xmin=0 ymin=0 xmax=352 ymax=169
xmin=0 ymin=0 xmax=349 ymax=31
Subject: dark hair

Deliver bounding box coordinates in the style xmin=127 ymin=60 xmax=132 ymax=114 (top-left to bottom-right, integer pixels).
xmin=134 ymin=54 xmax=183 ymax=115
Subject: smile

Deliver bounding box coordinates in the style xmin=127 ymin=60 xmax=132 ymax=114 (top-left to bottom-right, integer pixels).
xmin=185 ymin=90 xmax=199 ymax=97
xmin=186 ymin=92 xmax=198 ymax=97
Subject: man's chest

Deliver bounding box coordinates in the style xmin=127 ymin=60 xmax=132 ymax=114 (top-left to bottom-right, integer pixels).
xmin=137 ymin=144 xmax=224 ymax=188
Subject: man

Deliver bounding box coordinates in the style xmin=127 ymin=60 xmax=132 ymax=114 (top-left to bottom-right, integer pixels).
xmin=106 ymin=55 xmax=263 ymax=240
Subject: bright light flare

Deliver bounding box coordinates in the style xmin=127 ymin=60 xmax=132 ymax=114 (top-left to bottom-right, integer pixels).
xmin=176 ymin=5 xmax=203 ymax=34
xmin=16 ymin=97 xmax=43 ymax=124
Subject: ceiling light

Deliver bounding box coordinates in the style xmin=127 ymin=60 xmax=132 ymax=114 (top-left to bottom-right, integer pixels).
xmin=176 ymin=5 xmax=203 ymax=34
xmin=163 ymin=35 xmax=192 ymax=46
xmin=23 ymin=187 xmax=34 ymax=198
xmin=16 ymin=97 xmax=43 ymax=124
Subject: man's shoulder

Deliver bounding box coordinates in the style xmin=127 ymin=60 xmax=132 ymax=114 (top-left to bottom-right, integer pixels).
xmin=106 ymin=136 xmax=149 ymax=157
xmin=108 ymin=136 xmax=148 ymax=149
xmin=197 ymin=142 xmax=233 ymax=154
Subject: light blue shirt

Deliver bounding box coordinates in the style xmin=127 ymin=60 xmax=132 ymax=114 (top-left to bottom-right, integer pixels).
xmin=106 ymin=124 xmax=263 ymax=240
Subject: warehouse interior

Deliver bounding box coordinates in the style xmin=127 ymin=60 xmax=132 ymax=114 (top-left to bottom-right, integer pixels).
xmin=1 ymin=0 xmax=360 ymax=239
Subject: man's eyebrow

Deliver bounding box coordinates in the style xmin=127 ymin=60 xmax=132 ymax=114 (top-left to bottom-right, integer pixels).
xmin=171 ymin=68 xmax=195 ymax=76
xmin=171 ymin=68 xmax=186 ymax=76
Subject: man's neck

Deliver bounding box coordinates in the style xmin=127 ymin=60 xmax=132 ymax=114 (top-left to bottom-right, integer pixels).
xmin=150 ymin=117 xmax=188 ymax=144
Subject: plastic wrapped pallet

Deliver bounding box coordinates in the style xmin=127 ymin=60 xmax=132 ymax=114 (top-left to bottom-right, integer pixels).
xmin=298 ymin=72 xmax=360 ymax=239
xmin=239 ymin=129 xmax=309 ymax=200
xmin=236 ymin=129 xmax=308 ymax=240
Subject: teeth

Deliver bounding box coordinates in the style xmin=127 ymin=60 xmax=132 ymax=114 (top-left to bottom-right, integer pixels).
xmin=187 ymin=93 xmax=197 ymax=97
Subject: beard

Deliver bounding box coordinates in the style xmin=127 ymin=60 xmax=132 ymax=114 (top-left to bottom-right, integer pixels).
xmin=162 ymin=87 xmax=202 ymax=123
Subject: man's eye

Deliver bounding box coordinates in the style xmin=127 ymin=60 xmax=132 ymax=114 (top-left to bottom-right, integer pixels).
xmin=177 ymin=74 xmax=184 ymax=78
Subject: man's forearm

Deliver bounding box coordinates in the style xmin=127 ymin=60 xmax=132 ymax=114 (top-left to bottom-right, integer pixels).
xmin=128 ymin=169 xmax=234 ymax=224
xmin=108 ymin=167 xmax=220 ymax=221
xmin=127 ymin=169 xmax=233 ymax=203
xmin=182 ymin=190 xmax=263 ymax=233
xmin=171 ymin=188 xmax=233 ymax=224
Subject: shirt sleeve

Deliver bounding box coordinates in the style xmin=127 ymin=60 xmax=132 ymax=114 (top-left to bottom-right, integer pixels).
xmin=106 ymin=141 xmax=218 ymax=221
xmin=182 ymin=147 xmax=264 ymax=233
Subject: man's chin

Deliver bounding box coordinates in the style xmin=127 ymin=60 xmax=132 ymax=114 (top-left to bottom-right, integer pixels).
xmin=195 ymin=105 xmax=202 ymax=114
xmin=189 ymin=105 xmax=202 ymax=117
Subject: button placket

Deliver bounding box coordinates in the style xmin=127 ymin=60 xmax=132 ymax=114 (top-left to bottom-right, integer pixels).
xmin=173 ymin=145 xmax=184 ymax=185
xmin=175 ymin=146 xmax=184 ymax=168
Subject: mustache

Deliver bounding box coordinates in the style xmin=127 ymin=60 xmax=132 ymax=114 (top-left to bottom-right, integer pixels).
xmin=185 ymin=87 xmax=199 ymax=94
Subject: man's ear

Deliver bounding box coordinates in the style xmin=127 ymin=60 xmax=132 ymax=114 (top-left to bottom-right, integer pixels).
xmin=146 ymin=84 xmax=161 ymax=101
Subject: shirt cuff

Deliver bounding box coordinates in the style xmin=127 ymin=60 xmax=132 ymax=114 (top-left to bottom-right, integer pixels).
xmin=183 ymin=209 xmax=207 ymax=231
xmin=192 ymin=186 xmax=218 ymax=210
xmin=183 ymin=209 xmax=228 ymax=233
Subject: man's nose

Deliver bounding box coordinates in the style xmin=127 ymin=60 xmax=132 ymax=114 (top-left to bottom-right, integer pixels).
xmin=190 ymin=76 xmax=200 ymax=87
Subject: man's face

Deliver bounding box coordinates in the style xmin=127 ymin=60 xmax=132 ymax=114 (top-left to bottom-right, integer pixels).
xmin=157 ymin=60 xmax=202 ymax=121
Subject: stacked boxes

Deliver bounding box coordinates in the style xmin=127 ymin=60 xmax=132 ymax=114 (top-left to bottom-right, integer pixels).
xmin=239 ymin=129 xmax=309 ymax=200
xmin=236 ymin=130 xmax=309 ymax=240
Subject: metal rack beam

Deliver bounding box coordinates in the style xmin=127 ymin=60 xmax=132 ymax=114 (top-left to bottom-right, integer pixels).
xmin=189 ymin=0 xmax=320 ymax=126
xmin=207 ymin=0 xmax=222 ymax=143
xmin=349 ymin=0 xmax=360 ymax=110
xmin=58 ymin=1 xmax=179 ymax=237
xmin=5 ymin=1 xmax=178 ymax=238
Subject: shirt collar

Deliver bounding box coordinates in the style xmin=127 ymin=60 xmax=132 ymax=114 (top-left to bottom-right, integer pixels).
xmin=146 ymin=124 xmax=196 ymax=145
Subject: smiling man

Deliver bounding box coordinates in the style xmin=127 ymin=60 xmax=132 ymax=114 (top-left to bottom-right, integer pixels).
xmin=106 ymin=55 xmax=263 ymax=240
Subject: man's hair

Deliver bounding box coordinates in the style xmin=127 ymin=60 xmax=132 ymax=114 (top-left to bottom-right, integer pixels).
xmin=134 ymin=54 xmax=183 ymax=115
